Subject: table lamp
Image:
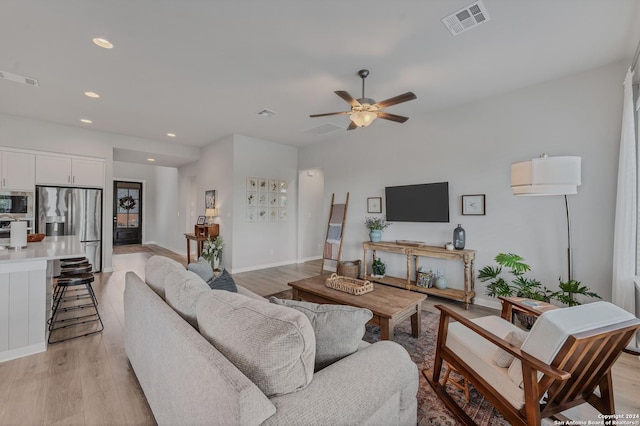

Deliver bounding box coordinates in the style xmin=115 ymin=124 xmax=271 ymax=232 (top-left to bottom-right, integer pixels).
xmin=206 ymin=208 xmax=218 ymax=224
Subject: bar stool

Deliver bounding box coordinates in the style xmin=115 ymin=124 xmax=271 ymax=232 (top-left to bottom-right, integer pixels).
xmin=48 ymin=263 xmax=104 ymax=343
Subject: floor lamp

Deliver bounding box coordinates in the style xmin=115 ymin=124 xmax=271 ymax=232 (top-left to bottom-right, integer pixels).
xmin=511 ymin=154 xmax=582 ymax=281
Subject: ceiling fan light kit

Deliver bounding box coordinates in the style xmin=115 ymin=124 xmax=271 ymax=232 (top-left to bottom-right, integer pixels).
xmin=310 ymin=69 xmax=416 ymax=130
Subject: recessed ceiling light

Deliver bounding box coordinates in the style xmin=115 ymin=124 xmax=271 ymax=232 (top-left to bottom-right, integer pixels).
xmin=84 ymin=91 xmax=100 ymax=98
xmin=80 ymin=119 xmax=93 ymax=124
xmin=92 ymin=37 xmax=114 ymax=49
xmin=167 ymin=133 xmax=176 ymax=137
xmin=147 ymin=158 xmax=156 ymax=162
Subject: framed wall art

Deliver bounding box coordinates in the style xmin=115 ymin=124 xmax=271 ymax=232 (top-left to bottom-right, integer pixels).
xmin=462 ymin=194 xmax=486 ymax=215
xmin=367 ymin=197 xmax=382 ymax=213
xmin=205 ymin=190 xmax=216 ymax=209
xmin=196 ymin=215 xmax=206 ymax=225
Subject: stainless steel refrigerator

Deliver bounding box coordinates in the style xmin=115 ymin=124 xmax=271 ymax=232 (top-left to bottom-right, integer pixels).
xmin=36 ymin=186 xmax=103 ymax=272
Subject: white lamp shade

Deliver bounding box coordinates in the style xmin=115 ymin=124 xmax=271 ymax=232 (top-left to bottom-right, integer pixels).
xmin=349 ymin=111 xmax=377 ymax=127
xmin=205 ymin=208 xmax=217 ymax=217
xmin=511 ymin=156 xmax=581 ymax=196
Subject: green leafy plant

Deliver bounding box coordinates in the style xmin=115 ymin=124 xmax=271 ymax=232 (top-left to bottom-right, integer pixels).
xmin=554 ymin=278 xmax=601 ymax=307
xmin=479 ymin=253 xmax=601 ymax=305
xmin=364 ymin=217 xmax=390 ymax=231
xmin=372 ymin=258 xmax=386 ymax=276
xmin=478 ymin=253 xmax=553 ymax=301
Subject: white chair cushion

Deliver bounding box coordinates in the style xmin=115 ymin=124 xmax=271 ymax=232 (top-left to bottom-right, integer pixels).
xmin=508 ymin=301 xmax=636 ymax=387
xmin=446 ymin=315 xmax=526 ymax=409
xmin=492 ymin=330 xmax=528 ymax=367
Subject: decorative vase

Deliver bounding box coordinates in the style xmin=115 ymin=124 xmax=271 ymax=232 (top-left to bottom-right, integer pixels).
xmin=434 ymin=276 xmax=448 ymax=290
xmin=453 ymin=224 xmax=465 ymax=250
xmin=212 ymin=254 xmax=220 ymax=270
xmin=369 ymin=230 xmax=382 ymax=242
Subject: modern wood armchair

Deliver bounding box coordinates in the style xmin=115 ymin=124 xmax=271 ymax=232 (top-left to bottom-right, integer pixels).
xmin=424 ymin=301 xmax=640 ymax=426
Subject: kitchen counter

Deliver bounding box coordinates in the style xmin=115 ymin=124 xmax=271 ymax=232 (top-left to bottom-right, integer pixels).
xmin=0 ymin=235 xmax=85 ymax=263
xmin=0 ymin=235 xmax=86 ymax=363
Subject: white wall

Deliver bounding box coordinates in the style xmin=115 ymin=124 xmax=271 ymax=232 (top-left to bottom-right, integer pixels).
xmin=232 ymin=135 xmax=298 ymax=272
xmin=297 ymin=169 xmax=325 ymax=262
xmin=179 ymin=136 xmax=235 ymax=265
xmin=299 ymin=61 xmax=625 ymax=308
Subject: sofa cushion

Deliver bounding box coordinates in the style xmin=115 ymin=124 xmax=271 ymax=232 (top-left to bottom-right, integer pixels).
xmin=164 ymin=270 xmax=210 ymax=329
xmin=197 ymin=290 xmax=315 ymax=397
xmin=492 ymin=330 xmax=528 ymax=368
xmin=270 ymin=297 xmax=372 ymax=371
xmin=187 ymin=257 xmax=214 ymax=282
xmin=145 ymin=255 xmax=185 ymax=299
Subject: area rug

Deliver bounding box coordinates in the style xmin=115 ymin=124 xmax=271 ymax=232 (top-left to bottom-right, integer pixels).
xmin=267 ymin=289 xmax=509 ymax=426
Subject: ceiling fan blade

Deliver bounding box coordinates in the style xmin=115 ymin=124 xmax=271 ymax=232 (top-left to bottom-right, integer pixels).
xmin=375 ymin=92 xmax=417 ymax=109
xmin=346 ymin=121 xmax=358 ymax=130
xmin=335 ymin=91 xmax=361 ymax=107
xmin=309 ymin=111 xmax=351 ymax=118
xmin=377 ymin=111 xmax=409 ymax=123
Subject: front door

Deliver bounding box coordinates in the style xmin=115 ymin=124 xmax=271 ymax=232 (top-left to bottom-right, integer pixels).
xmin=114 ymin=181 xmax=142 ymax=246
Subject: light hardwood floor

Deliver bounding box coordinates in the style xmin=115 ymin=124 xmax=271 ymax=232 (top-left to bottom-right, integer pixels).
xmin=0 ymin=244 xmax=637 ymax=425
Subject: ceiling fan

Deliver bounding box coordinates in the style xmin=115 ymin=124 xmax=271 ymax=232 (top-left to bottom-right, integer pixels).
xmin=310 ymin=69 xmax=417 ymax=130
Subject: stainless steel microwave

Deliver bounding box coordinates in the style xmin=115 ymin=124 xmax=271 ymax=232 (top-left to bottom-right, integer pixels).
xmin=0 ymin=191 xmax=34 ymax=218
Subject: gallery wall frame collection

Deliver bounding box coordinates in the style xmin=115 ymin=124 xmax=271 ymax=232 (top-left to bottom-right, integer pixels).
xmin=246 ymin=177 xmax=288 ymax=222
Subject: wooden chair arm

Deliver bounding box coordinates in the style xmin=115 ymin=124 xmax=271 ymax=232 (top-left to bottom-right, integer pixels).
xmin=435 ymin=305 xmax=571 ymax=381
xmin=623 ymin=346 xmax=640 ymax=356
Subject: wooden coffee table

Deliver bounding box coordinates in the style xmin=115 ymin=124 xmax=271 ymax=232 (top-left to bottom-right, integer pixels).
xmin=288 ymin=274 xmax=427 ymax=340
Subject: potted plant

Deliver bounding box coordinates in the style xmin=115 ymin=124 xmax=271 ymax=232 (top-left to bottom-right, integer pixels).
xmin=202 ymin=235 xmax=223 ymax=270
xmin=372 ymin=258 xmax=386 ymax=277
xmin=479 ymin=253 xmax=601 ymax=328
xmin=364 ymin=217 xmax=390 ymax=242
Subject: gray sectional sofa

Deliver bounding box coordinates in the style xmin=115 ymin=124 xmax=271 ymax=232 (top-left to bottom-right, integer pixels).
xmin=124 ymin=256 xmax=419 ymax=426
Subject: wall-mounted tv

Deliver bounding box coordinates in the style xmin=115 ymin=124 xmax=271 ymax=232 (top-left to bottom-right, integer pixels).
xmin=385 ymin=182 xmax=450 ymax=223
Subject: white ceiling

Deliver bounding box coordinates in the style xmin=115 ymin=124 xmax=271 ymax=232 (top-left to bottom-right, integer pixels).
xmin=1 ymin=0 xmax=639 ymax=164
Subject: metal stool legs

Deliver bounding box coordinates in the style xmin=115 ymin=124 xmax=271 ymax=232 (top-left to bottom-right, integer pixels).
xmin=48 ymin=271 xmax=104 ymax=344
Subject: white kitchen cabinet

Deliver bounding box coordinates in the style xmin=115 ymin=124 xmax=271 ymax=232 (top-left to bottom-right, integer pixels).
xmin=0 ymin=151 xmax=35 ymax=190
xmin=35 ymin=155 xmax=104 ymax=188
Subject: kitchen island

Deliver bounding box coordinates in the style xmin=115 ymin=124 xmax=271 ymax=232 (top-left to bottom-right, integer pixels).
xmin=0 ymin=235 xmax=86 ymax=362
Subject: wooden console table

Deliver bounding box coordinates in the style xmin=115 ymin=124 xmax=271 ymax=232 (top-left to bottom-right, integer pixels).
xmin=363 ymin=241 xmax=476 ymax=309
xmin=185 ymin=224 xmax=219 ymax=264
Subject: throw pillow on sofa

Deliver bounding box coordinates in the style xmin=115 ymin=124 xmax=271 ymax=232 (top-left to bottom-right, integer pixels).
xmin=187 ymin=257 xmax=214 ymax=282
xmin=187 ymin=258 xmax=238 ymax=293
xmin=196 ymin=290 xmax=315 ymax=397
xmin=164 ymin=270 xmax=210 ymax=329
xmin=270 ymin=297 xmax=373 ymax=371
xmin=208 ymin=268 xmax=237 ymax=293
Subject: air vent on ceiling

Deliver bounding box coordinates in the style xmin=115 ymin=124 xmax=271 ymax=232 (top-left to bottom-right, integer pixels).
xmin=257 ymin=109 xmax=277 ymax=117
xmin=303 ymin=122 xmax=345 ymax=136
xmin=0 ymin=70 xmax=40 ymax=87
xmin=441 ymin=0 xmax=490 ymax=36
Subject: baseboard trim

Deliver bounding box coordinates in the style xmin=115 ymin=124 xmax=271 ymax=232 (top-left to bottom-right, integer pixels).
xmin=472 ymin=297 xmax=502 ymax=310
xmin=297 ymin=255 xmax=322 ymax=263
xmin=231 ymin=259 xmax=298 ymax=274
xmin=0 ymin=342 xmax=46 ymax=363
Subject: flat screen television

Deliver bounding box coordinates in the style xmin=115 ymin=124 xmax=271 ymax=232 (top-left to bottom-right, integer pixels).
xmin=385 ymin=182 xmax=449 ymax=223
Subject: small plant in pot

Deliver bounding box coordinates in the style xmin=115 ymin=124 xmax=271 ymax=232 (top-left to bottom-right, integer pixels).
xmin=372 ymin=258 xmax=386 ymax=277
xmin=365 ymin=217 xmax=390 ymax=243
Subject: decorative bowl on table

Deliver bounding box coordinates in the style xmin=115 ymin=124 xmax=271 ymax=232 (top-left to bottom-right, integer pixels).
xmin=27 ymin=233 xmax=45 ymax=242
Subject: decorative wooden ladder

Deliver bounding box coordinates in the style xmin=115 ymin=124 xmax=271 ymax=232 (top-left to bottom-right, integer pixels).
xmin=320 ymin=192 xmax=349 ymax=274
